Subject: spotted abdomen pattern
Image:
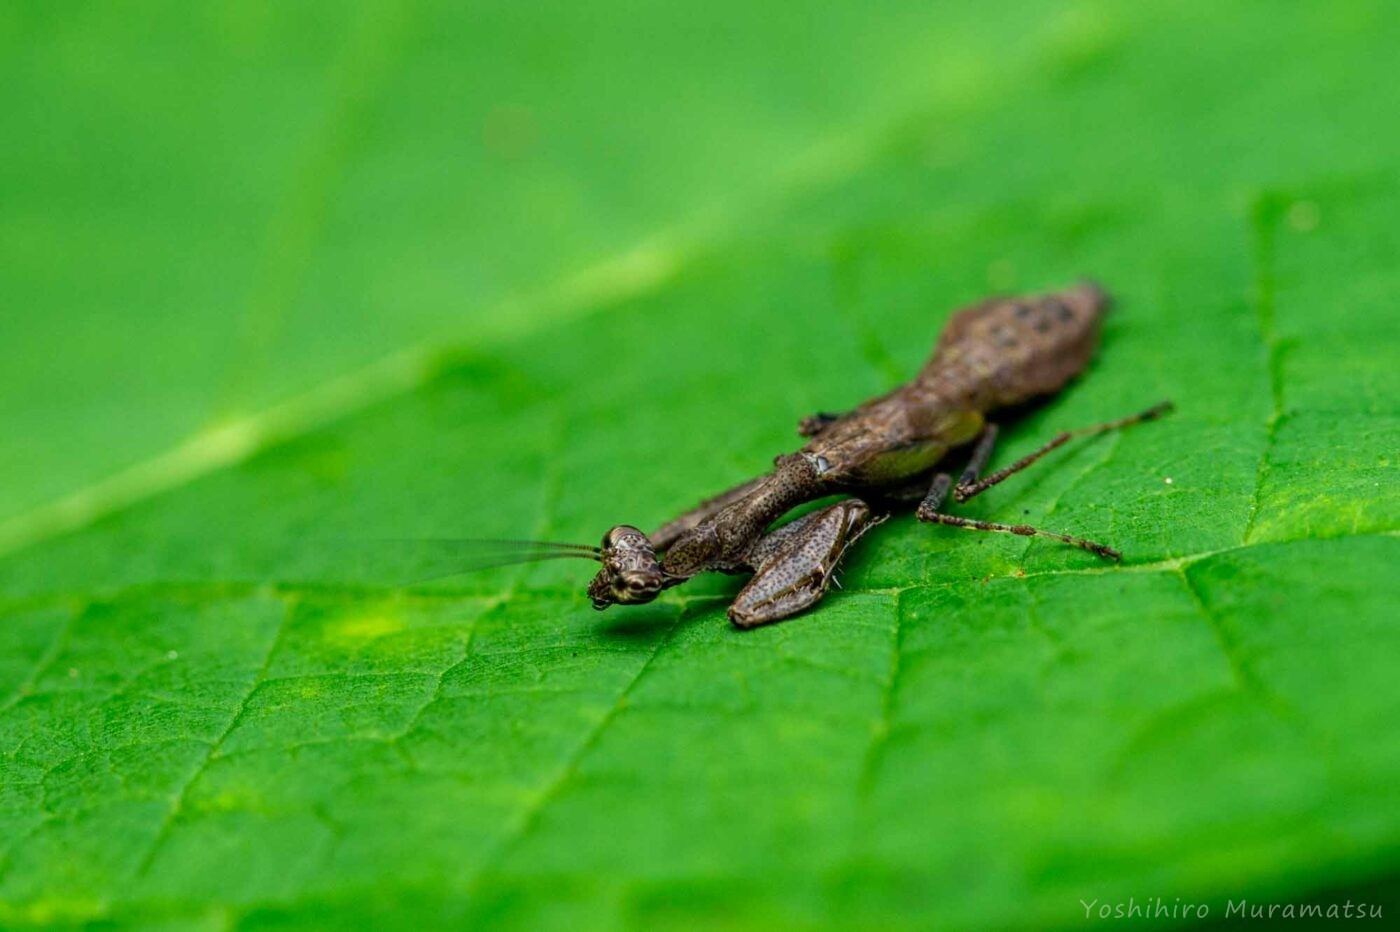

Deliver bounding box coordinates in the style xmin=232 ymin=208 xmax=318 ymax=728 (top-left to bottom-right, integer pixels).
xmin=920 ymin=280 xmax=1110 ymax=410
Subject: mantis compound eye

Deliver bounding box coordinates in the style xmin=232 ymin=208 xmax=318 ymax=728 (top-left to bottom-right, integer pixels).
xmin=602 ymin=525 xmax=645 ymax=550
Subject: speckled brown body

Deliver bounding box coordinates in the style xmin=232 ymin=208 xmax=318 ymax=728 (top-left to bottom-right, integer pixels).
xmin=658 ymin=282 xmax=1108 ymax=574
xmin=587 ymin=281 xmax=1166 ymax=627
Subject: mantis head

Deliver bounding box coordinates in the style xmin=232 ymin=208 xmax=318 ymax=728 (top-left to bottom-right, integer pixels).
xmin=587 ymin=525 xmax=666 ymax=610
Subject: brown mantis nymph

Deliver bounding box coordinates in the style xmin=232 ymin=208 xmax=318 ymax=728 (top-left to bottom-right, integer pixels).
xmin=497 ymin=282 xmax=1170 ymax=627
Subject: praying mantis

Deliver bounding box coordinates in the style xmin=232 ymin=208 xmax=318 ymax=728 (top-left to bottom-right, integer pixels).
xmin=498 ymin=281 xmax=1170 ymax=627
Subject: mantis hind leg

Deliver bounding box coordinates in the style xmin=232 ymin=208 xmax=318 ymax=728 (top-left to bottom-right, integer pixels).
xmin=909 ymin=401 xmax=1175 ymax=561
xmin=953 ymin=401 xmax=1173 ymax=502
xmin=728 ymin=500 xmax=882 ymax=628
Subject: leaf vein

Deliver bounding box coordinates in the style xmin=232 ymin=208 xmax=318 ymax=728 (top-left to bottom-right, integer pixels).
xmin=0 ymin=604 xmax=78 ymax=717
xmin=1242 ymin=194 xmax=1287 ymax=545
xmin=461 ymin=603 xmax=686 ymax=893
xmin=132 ymin=593 xmax=296 ymax=879
xmin=858 ymin=589 xmax=904 ymax=796
xmin=1175 ymin=567 xmax=1291 ymax=722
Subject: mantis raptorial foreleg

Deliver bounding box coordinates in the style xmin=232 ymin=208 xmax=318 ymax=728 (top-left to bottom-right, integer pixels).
xmin=727 ymin=500 xmax=881 ymax=628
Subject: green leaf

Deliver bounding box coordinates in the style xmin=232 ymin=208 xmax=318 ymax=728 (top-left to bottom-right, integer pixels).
xmin=2 ymin=1 xmax=1398 ymax=929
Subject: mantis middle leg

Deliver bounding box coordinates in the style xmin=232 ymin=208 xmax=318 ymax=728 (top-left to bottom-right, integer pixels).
xmin=911 ymin=400 xmax=1173 ymax=560
xmin=953 ymin=401 xmax=1173 ymax=502
xmin=915 ymin=471 xmax=1120 ymax=559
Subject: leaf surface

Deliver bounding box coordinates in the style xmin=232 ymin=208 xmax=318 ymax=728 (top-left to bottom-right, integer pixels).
xmin=1 ymin=2 xmax=1398 ymax=928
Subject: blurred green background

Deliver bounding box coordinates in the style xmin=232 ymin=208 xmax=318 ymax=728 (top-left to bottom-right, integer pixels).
xmin=2 ymin=1 xmax=1398 ymax=929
